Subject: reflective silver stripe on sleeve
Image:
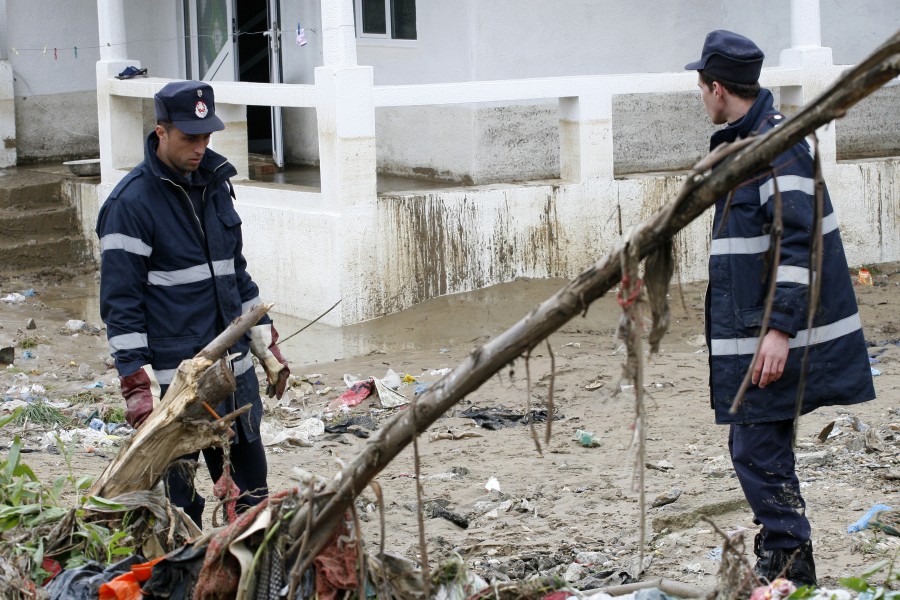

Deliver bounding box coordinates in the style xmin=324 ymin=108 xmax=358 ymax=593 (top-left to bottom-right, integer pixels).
xmin=154 ymin=368 xmax=177 ymax=386
xmin=108 ymin=332 xmax=148 ymax=353
xmin=710 ymin=213 xmax=838 ymax=258
xmin=710 ymin=234 xmax=770 ymax=256
xmin=100 ymin=233 xmax=152 ymax=256
xmin=148 ymin=259 xmax=236 ymax=286
xmin=242 ymin=296 xmax=262 ymax=314
xmin=711 ymin=312 xmax=862 ymax=356
xmin=776 ymin=265 xmax=810 ymax=285
xmin=232 ymin=353 xmax=255 ymax=377
xmin=759 ymin=175 xmax=815 ymax=206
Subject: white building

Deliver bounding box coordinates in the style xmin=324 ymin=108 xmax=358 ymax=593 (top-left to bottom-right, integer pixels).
xmin=1 ymin=0 xmax=898 ymax=325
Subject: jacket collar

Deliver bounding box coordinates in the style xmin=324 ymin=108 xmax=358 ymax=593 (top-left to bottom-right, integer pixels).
xmin=143 ymin=130 xmax=237 ymax=185
xmin=709 ymin=88 xmax=775 ymax=151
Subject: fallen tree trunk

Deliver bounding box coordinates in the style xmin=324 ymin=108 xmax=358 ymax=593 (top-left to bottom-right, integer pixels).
xmin=289 ymin=31 xmax=900 ymax=570
xmin=89 ymin=303 xmax=272 ymax=499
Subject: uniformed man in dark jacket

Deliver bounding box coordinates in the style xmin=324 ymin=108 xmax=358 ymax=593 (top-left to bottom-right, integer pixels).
xmin=685 ymin=30 xmax=876 ymax=586
xmin=97 ymin=80 xmax=291 ymax=527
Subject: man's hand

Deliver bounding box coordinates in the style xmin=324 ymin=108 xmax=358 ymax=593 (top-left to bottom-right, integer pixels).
xmin=753 ymin=329 xmax=789 ymax=388
xmin=120 ymin=365 xmax=161 ymax=427
xmin=249 ymin=324 xmax=291 ymax=399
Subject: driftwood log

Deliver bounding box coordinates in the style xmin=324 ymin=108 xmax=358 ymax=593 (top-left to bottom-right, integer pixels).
xmin=288 ymin=31 xmax=900 ymax=572
xmin=89 ymin=303 xmax=272 ymax=499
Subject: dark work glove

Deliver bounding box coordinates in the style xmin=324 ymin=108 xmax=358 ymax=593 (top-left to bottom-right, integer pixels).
xmin=249 ymin=324 xmax=290 ymax=399
xmin=120 ymin=365 xmax=160 ymax=428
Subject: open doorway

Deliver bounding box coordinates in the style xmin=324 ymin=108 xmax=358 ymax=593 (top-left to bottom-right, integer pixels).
xmin=184 ymin=0 xmax=284 ymax=168
xmin=235 ymin=0 xmax=272 ymax=156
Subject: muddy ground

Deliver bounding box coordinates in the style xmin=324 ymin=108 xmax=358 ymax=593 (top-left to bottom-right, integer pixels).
xmin=0 ymin=263 xmax=898 ymax=592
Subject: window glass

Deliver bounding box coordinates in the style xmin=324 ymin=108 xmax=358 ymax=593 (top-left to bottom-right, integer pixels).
xmin=362 ymin=0 xmax=387 ymax=35
xmin=391 ymin=0 xmax=416 ymax=40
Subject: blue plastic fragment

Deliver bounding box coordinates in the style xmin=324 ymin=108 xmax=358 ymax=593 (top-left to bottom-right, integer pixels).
xmin=848 ymin=503 xmax=893 ymax=533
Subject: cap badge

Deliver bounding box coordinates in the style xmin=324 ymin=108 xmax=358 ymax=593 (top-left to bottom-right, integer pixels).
xmin=195 ymin=100 xmax=208 ymax=119
xmin=197 ymin=89 xmax=203 ymax=97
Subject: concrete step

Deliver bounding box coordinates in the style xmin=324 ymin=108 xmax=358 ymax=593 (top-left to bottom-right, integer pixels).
xmin=0 ymin=235 xmax=90 ymax=271
xmin=0 ymin=170 xmax=67 ymax=210
xmin=0 ymin=206 xmax=78 ymax=242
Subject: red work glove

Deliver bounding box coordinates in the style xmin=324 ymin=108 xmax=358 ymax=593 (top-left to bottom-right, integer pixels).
xmin=249 ymin=324 xmax=290 ymax=399
xmin=120 ymin=365 xmax=160 ymax=428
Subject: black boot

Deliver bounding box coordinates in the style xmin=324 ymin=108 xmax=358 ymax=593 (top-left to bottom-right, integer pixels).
xmin=753 ymin=534 xmax=817 ymax=588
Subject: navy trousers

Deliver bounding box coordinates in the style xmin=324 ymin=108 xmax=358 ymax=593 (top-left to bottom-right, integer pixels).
xmin=164 ymin=434 xmax=269 ymax=528
xmin=729 ymin=420 xmax=811 ymax=550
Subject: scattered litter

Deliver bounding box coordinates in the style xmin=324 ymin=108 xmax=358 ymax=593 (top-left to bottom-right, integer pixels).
xmin=750 ymin=578 xmax=796 ymax=600
xmin=335 ymin=379 xmax=375 ymax=408
xmin=563 ymin=341 xmax=581 ymax=349
xmin=706 ymin=547 xmax=723 ymax=562
xmin=84 ymin=381 xmax=105 ymax=389
xmin=460 ymin=406 xmax=558 ymax=430
xmin=21 ymin=350 xmax=33 ymax=359
xmin=315 ymin=386 xmax=332 ymax=395
xmin=430 ymin=368 xmax=451 ymax=377
xmin=870 ymin=509 xmax=900 ymax=536
xmin=66 ymin=320 xmax=88 ymax=332
xmin=439 ymin=348 xmax=450 ymax=354
xmin=373 ymin=377 xmax=408 ymax=408
xmin=21 ymin=289 xmax=36 ymax=297
xmin=260 ymin=418 xmax=324 ymax=447
xmin=414 ymin=382 xmax=431 ymax=395
xmin=382 ymin=368 xmax=402 ymax=390
xmin=485 ymin=477 xmax=501 ymax=492
xmin=1 ymin=293 xmax=26 ymax=303
xmin=847 ymin=503 xmax=893 ymax=533
xmin=584 ymin=380 xmax=604 ymax=391
xmin=857 ymin=268 xmax=874 ymax=286
xmin=25 ymin=318 xmax=36 ymax=330
xmin=575 ymin=429 xmax=599 ymax=448
xmin=871 ymin=367 xmax=881 ymax=376
xmin=89 ymin=418 xmax=106 ymax=431
xmin=45 ymin=428 xmax=120 ymax=449
xmin=401 ymin=373 xmax=417 ymax=384
xmin=428 ymin=429 xmax=484 ymax=442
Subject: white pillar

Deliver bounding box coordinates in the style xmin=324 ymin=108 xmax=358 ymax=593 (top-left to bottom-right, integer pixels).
xmin=0 ymin=60 xmax=15 ymax=167
xmin=321 ymin=0 xmax=357 ymax=67
xmin=559 ymin=93 xmax=614 ymax=182
xmin=0 ymin=0 xmax=15 ymax=167
xmin=95 ymin=0 xmax=141 ymax=183
xmin=790 ymin=0 xmax=822 ymax=48
xmin=780 ymin=0 xmax=832 ymax=67
xmin=97 ymin=0 xmax=128 ymax=61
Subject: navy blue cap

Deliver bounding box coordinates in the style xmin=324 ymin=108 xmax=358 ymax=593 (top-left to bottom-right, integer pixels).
xmin=684 ymin=30 xmax=765 ymax=84
xmin=154 ymin=81 xmax=225 ymax=135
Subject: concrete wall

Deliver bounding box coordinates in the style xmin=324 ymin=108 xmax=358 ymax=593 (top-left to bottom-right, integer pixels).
xmin=835 ymin=84 xmax=900 ymax=161
xmin=6 ymin=0 xmax=100 ymax=161
xmin=354 ymin=0 xmax=899 ymax=183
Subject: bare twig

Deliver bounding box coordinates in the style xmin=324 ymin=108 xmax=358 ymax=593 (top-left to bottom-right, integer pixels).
xmin=544 ymin=340 xmax=555 ymax=445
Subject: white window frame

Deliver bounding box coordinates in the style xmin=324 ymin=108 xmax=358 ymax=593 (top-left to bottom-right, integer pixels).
xmin=353 ymin=0 xmax=416 ymax=45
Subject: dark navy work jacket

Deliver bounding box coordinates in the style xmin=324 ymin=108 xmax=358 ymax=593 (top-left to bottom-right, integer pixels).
xmin=97 ymin=132 xmax=270 ymax=441
xmin=706 ymin=89 xmax=875 ymax=423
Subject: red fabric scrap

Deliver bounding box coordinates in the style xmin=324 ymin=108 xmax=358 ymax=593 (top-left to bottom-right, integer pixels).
xmin=336 ymin=380 xmax=375 ymax=407
xmin=40 ymin=557 xmax=62 ymax=585
xmin=213 ymin=464 xmax=241 ymax=523
xmin=314 ymin=515 xmax=360 ymax=600
xmin=192 ymin=489 xmax=290 ymax=600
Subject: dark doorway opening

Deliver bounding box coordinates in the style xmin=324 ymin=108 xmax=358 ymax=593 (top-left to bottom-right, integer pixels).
xmin=235 ymin=0 xmax=272 ymax=155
